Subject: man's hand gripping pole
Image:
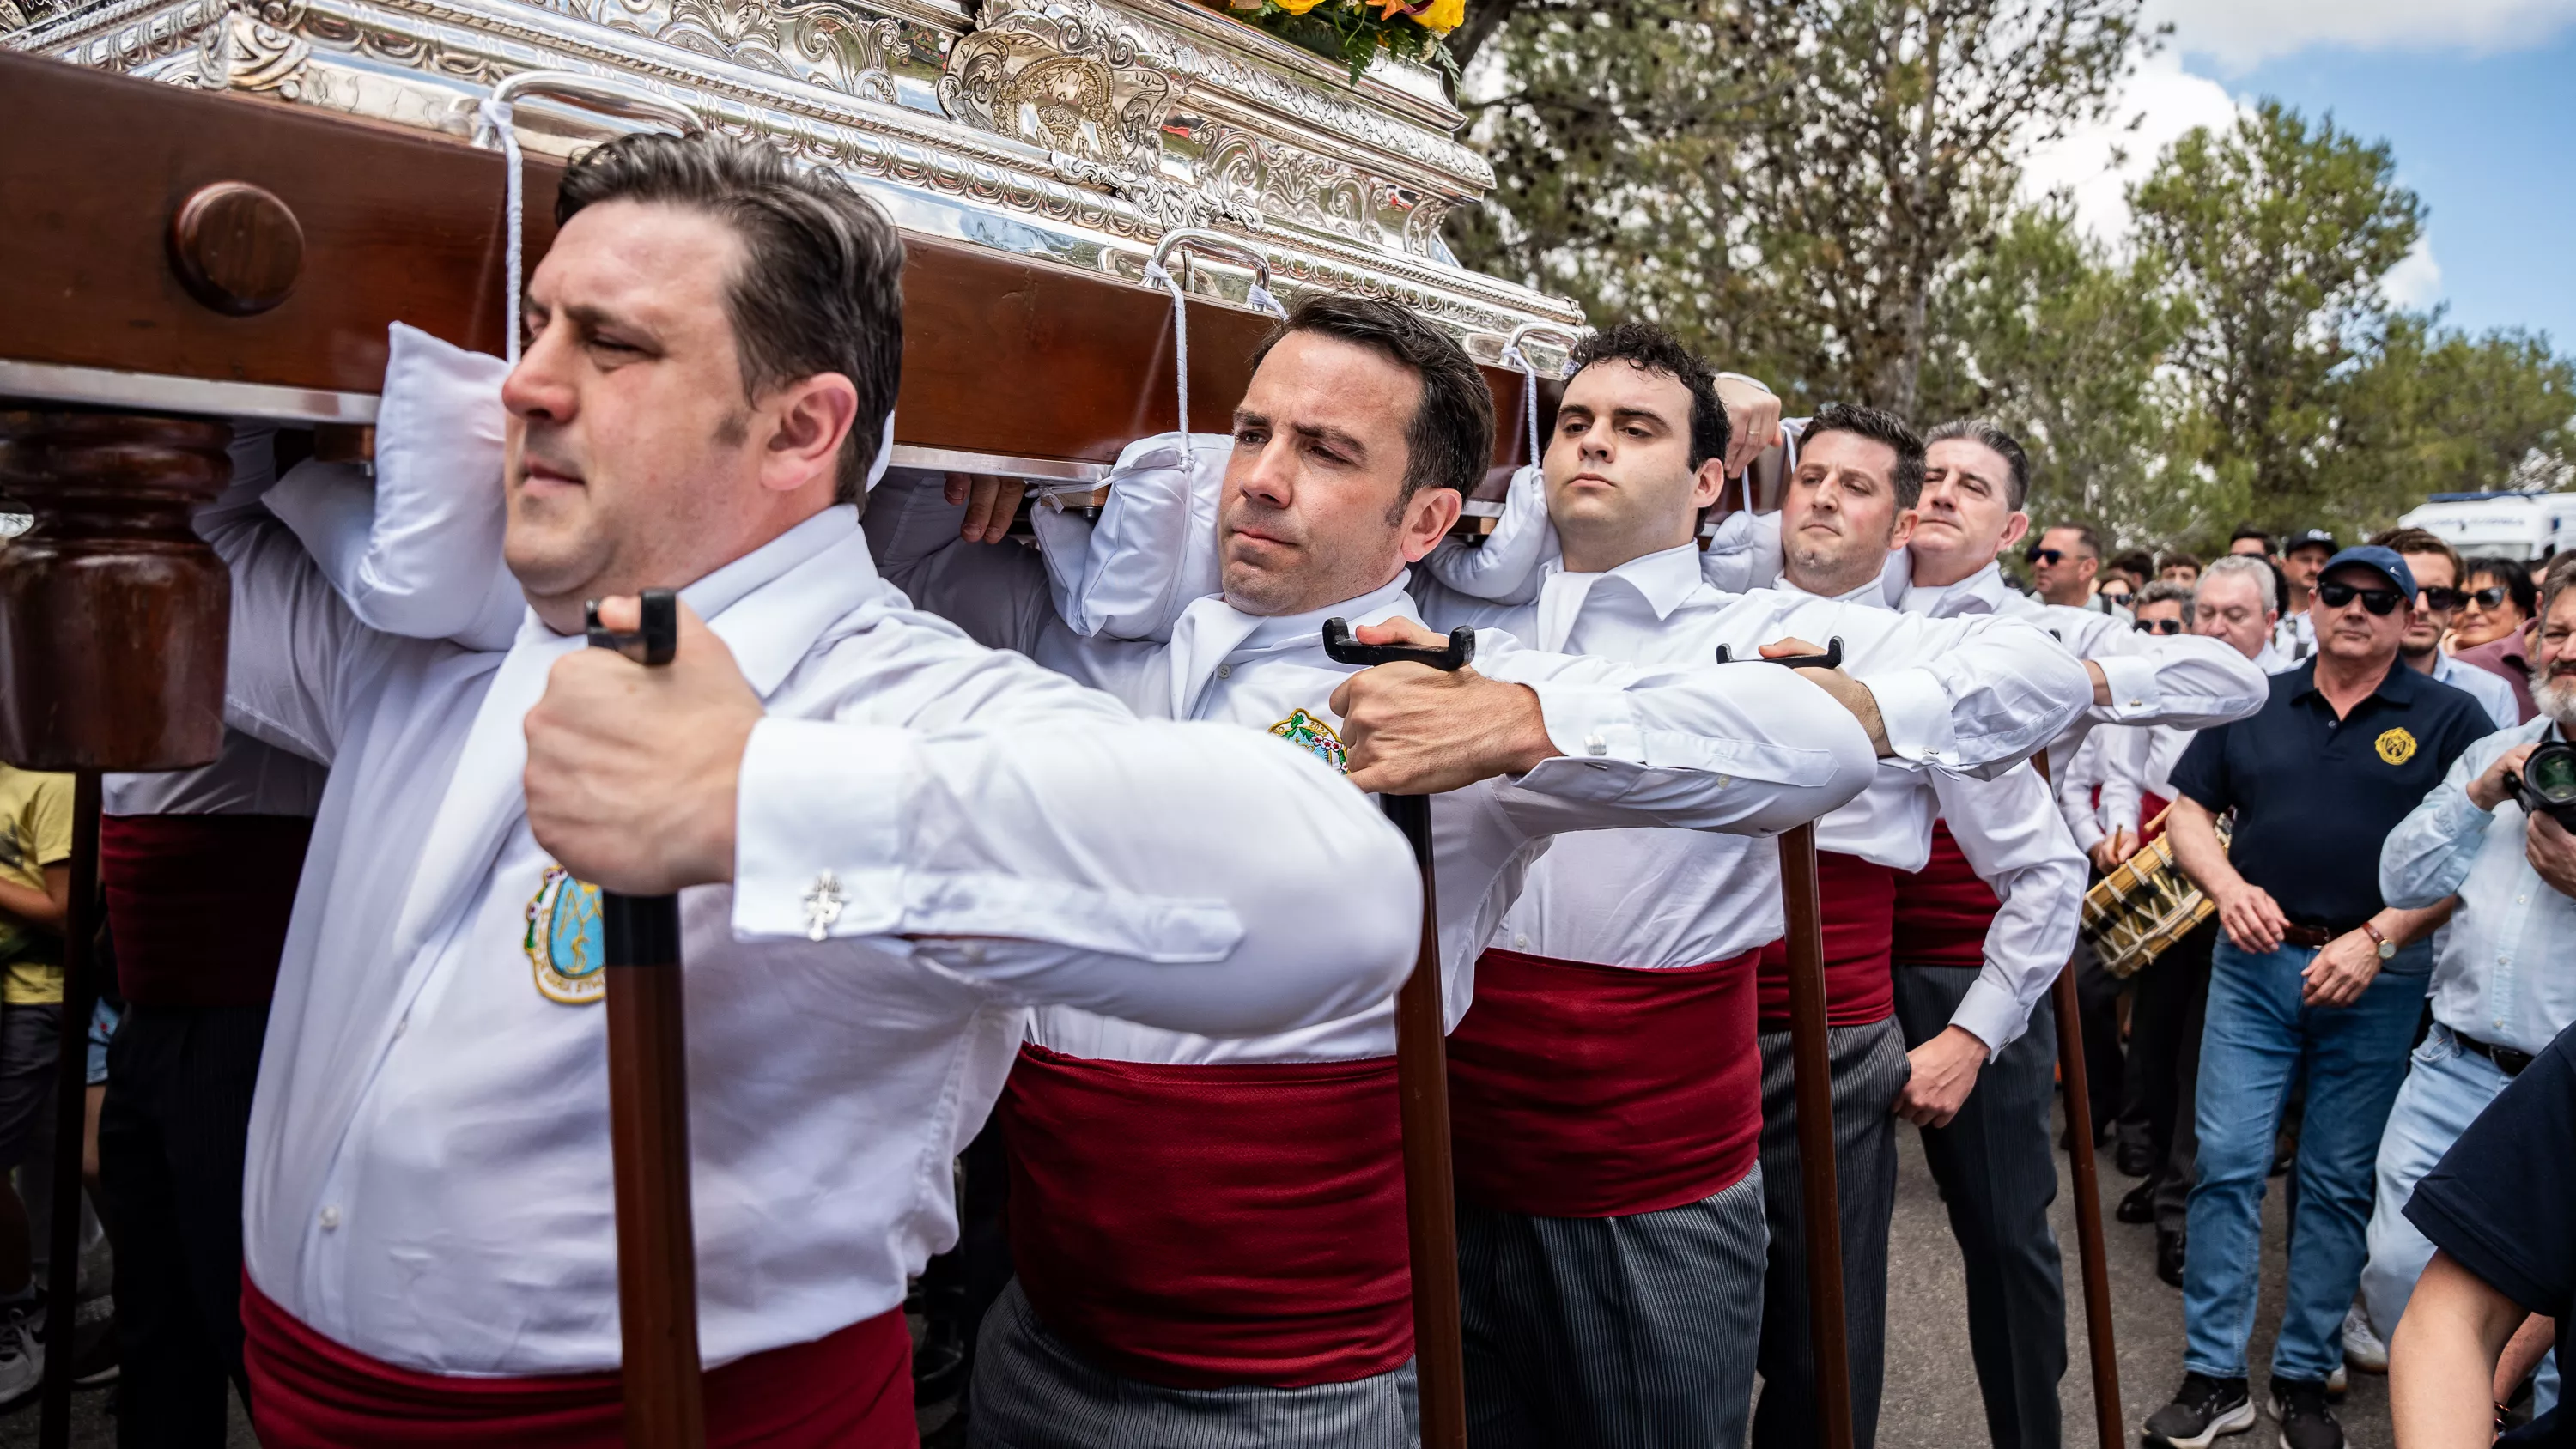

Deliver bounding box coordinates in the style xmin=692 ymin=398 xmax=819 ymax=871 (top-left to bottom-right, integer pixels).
xmin=585 ymin=589 xmax=708 ymax=1449
xmin=1321 ymin=616 xmax=1474 ymax=1449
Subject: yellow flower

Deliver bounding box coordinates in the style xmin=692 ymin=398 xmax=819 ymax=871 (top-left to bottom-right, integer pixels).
xmin=1273 ymin=0 xmax=1329 ymax=15
xmin=1409 ymin=0 xmax=1462 ymax=33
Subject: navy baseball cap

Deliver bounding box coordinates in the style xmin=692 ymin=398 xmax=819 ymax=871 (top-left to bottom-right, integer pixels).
xmin=2318 ymin=545 xmax=2416 ymax=602
xmin=2285 ymin=528 xmax=2338 ymax=555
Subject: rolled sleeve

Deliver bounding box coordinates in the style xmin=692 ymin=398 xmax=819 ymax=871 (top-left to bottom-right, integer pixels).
xmin=2380 ymin=750 xmax=2511 ymax=910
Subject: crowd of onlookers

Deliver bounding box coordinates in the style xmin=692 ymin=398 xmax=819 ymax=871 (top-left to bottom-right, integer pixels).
xmin=2037 ymin=524 xmax=2572 ymax=1449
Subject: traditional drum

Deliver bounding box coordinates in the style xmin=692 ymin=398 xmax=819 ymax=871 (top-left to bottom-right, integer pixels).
xmin=2080 ymin=806 xmax=2232 ymax=978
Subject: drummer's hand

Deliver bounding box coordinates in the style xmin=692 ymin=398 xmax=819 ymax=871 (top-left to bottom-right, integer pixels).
xmin=2214 ymin=880 xmax=2289 ymax=955
xmin=2301 ymin=929 xmax=2382 ymax=1008
xmin=2468 ymin=742 xmax=2539 ymax=813
xmin=1894 ymin=1026 xmax=1990 ymax=1128
xmin=2089 ymin=829 xmax=2137 ymax=874
xmin=1762 ymin=637 xmax=1892 ymax=757
xmin=1332 ymin=620 xmax=1555 ymax=796
xmin=1716 ymin=374 xmax=1783 ymax=478
xmin=945 ymin=473 xmax=1029 ymax=545
xmin=525 ymin=596 xmax=762 ymax=894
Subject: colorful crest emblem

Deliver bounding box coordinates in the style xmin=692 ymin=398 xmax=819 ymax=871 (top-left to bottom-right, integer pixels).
xmin=524 ymin=864 xmax=606 ymax=1005
xmin=2375 ymin=727 xmax=2418 ymax=766
xmin=1269 ymin=708 xmax=1349 ymax=773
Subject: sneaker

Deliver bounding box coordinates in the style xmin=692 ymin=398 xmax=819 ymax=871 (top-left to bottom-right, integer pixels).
xmin=2269 ymin=1378 xmax=2343 ymax=1449
xmin=2144 ymin=1373 xmax=2257 ymax=1448
xmin=2325 ymin=1364 xmax=2345 ymax=1397
xmin=0 ymin=1300 xmax=41 ymax=1409
xmin=69 ymin=1294 xmax=118 ymax=1386
xmin=2340 ymin=1302 xmax=2389 ymax=1374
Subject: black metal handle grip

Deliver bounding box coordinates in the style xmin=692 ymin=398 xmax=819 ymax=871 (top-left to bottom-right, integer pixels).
xmin=586 ymin=588 xmax=678 ymax=666
xmin=1714 ymin=635 xmax=1844 ymax=670
xmin=586 ymin=587 xmax=682 ymax=966
xmin=1321 ymin=617 xmax=1477 ymax=672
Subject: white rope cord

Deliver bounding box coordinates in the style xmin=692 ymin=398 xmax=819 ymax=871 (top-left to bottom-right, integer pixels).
xmin=473 ymin=98 xmax=526 ymax=365
xmin=1142 ymin=258 xmax=1192 ymax=438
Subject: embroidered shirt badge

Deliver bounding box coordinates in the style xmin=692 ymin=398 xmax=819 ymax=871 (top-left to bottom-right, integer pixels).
xmin=524 ymin=864 xmax=607 ymax=1005
xmin=1269 ymin=709 xmax=1349 ymax=774
xmin=2375 ymin=727 xmax=2418 ymax=766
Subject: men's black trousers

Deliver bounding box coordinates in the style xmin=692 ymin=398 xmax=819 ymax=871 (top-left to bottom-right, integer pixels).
xmin=98 ymin=1003 xmax=268 ymax=1449
xmin=1892 ymin=966 xmax=2067 ymax=1449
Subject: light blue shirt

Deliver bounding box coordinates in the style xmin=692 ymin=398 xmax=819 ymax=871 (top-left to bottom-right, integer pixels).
xmin=2380 ymin=717 xmax=2576 ymax=1053
xmin=2433 ymin=652 xmax=2522 ymax=731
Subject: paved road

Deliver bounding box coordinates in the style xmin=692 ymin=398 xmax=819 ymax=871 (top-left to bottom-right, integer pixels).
xmin=0 ymin=1100 xmax=2388 ymax=1447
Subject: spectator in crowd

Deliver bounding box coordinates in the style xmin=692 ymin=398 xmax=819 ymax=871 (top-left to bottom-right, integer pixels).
xmin=2230 ymin=527 xmax=2275 ymax=559
xmin=2099 ymin=557 xmax=2293 ymax=1286
xmin=0 ymin=762 xmax=74 ymax=1402
xmin=2377 ymin=529 xmax=2523 ymax=731
xmin=2145 ymin=546 xmax=2493 ymax=1449
xmin=2386 ymin=1015 xmax=2576 ymax=1447
xmin=2100 ymin=573 xmax=2138 ymax=612
xmin=2111 ymin=550 xmax=2160 ymax=593
xmin=2280 ymin=529 xmax=2341 ymax=660
xmin=2448 ymin=555 xmax=2542 ymax=724
xmin=2029 ymin=523 xmax=2118 ymax=612
xmin=2162 ymin=552 xmax=2205 ymax=587
xmin=2366 ymin=563 xmax=2576 ymax=1426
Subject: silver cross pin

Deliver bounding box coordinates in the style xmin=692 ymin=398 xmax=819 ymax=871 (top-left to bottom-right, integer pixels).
xmin=803 ymin=870 xmax=846 ymax=943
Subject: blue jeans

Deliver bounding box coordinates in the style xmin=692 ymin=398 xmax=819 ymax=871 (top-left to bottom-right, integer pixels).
xmin=2183 ymin=936 xmax=2430 ymax=1384
xmin=2360 ymin=1025 xmax=2560 ymax=1414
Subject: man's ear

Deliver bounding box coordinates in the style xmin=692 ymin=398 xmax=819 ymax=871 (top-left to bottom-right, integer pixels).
xmin=1689 ymin=456 xmax=1728 ymax=512
xmin=1997 ymin=511 xmax=2032 ymax=552
xmin=1400 ymin=487 xmax=1465 ymax=563
xmin=1888 ymin=510 xmax=1918 ymax=551
xmin=760 ymin=372 xmax=861 ymax=497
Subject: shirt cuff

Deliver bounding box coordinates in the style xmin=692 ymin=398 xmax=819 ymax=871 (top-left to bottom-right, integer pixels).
xmin=1856 ymin=667 xmax=1959 ymax=768
xmin=2068 ymin=817 xmax=2107 ymax=852
xmin=1950 ymin=973 xmax=2033 ymax=1053
xmin=2093 ymin=655 xmax=2160 ymax=720
xmin=2434 ymin=781 xmax=2496 ymax=841
xmin=733 ymin=717 xmax=911 ymax=941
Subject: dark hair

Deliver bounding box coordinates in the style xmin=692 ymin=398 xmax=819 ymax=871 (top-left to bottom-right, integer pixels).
xmin=2227 ymin=524 xmax=2272 ymax=552
xmin=2134 ymin=579 xmax=2196 ymax=625
xmin=1801 ymin=403 xmax=1926 ymax=508
xmin=2157 ymin=550 xmax=2201 ymax=573
xmin=2462 ymin=553 xmax=2540 ymax=618
xmin=556 ymin=131 xmax=904 ymax=506
xmin=2045 ymin=523 xmax=2104 ymax=560
xmin=2370 ymin=526 xmax=2464 ymax=586
xmin=1924 ymin=418 xmax=2032 ymax=511
xmin=1565 ymin=322 xmax=1730 ymax=471
xmin=1249 ymin=294 xmax=1494 ymax=511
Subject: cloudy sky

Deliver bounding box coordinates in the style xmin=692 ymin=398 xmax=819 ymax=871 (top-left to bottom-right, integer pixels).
xmin=2020 ymin=0 xmax=2576 ymax=349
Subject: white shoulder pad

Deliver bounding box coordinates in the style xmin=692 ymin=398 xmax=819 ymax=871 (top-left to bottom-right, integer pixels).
xmin=1422 ymin=464 xmax=1556 ymax=604
xmin=1048 ymin=431 xmax=1230 ymax=642
xmin=1701 ymin=510 xmax=1783 ymax=594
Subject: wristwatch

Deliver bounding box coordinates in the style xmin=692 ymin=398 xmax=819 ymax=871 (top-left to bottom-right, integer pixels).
xmin=2361 ymin=921 xmax=2397 ymax=961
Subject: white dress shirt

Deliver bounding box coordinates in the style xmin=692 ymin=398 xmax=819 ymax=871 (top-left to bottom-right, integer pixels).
xmin=2053 ymin=731 xmax=2111 ymax=852
xmin=865 ymin=484 xmax=1881 ymax=1068
xmin=204 ymin=435 xmax=1429 ymax=1377
xmin=101 ymin=728 xmax=327 ymax=819
xmin=1405 ymin=549 xmax=2093 ymax=999
xmin=2380 ymin=718 xmax=2576 ymax=1054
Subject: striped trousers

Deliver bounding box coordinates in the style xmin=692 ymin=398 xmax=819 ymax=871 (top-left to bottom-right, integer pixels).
xmin=1752 ymin=1016 xmax=1911 ymax=1449
xmin=966 ymin=1278 xmax=1418 ymax=1449
xmin=1457 ymin=1167 xmax=1767 ymax=1448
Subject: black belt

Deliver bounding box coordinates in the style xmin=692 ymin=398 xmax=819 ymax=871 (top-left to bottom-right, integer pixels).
xmin=2279 ymin=923 xmax=2363 ymax=949
xmin=2453 ymin=1030 xmax=2536 ymax=1077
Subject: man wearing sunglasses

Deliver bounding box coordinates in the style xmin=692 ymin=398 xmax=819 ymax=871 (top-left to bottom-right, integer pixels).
xmin=2026 ymin=526 xmax=2123 ymax=615
xmin=2376 ymin=528 xmax=2519 ymax=733
xmin=2144 ymin=545 xmax=2495 ymax=1449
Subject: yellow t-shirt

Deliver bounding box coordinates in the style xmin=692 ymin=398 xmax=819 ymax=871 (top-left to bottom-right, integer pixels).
xmin=0 ymin=765 xmax=74 ymax=1006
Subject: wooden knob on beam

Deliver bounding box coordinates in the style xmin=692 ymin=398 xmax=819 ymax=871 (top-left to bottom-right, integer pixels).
xmin=167 ymin=181 xmax=304 ymax=317
xmin=0 ymin=411 xmax=233 ymax=771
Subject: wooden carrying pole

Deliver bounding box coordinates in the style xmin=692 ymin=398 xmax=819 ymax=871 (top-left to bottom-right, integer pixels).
xmin=1779 ymin=822 xmax=1857 ymax=1449
xmin=2029 ymin=750 xmax=2123 ymax=1449
xmin=1321 ymin=619 xmax=1471 ymax=1449
xmin=586 ymin=591 xmax=707 ymax=1449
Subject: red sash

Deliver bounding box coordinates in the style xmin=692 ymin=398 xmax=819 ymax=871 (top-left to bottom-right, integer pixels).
xmin=241 ymin=1276 xmax=913 ymax=1447
xmin=997 ymin=1043 xmax=1412 ymax=1391
xmin=1891 ymin=822 xmax=1999 ymax=968
xmin=1755 ymin=851 xmax=1899 ymax=1028
xmin=2141 ymin=791 xmax=2172 ymax=846
xmin=1447 ymin=946 xmax=1762 ymax=1219
xmin=101 ymin=814 xmax=313 ymax=1008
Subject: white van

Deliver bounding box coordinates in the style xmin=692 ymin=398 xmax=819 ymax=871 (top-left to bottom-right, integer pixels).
xmin=2397 ymin=492 xmax=2576 ymax=561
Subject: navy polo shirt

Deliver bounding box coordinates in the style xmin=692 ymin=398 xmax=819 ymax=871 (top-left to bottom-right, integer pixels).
xmin=2170 ymin=658 xmax=2492 ymax=931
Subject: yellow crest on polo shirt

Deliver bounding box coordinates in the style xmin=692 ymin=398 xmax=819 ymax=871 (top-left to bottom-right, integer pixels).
xmin=1269 ymin=709 xmax=1349 ymax=774
xmin=2376 ymin=727 xmax=2418 ymax=766
xmin=524 ymin=864 xmax=607 ymax=1005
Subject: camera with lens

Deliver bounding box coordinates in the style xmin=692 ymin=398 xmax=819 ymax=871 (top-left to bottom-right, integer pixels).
xmin=2507 ymin=740 xmax=2576 ymax=828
